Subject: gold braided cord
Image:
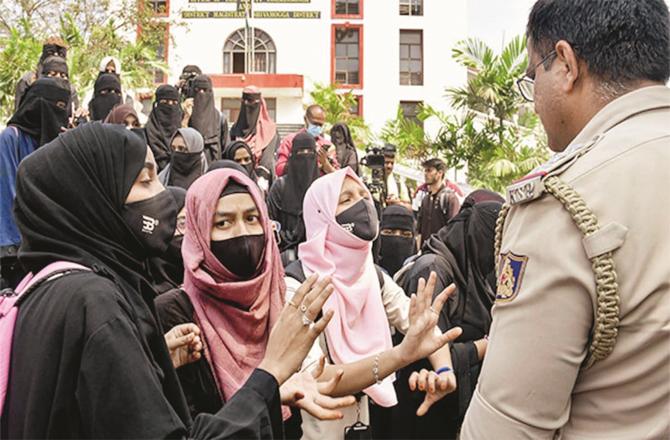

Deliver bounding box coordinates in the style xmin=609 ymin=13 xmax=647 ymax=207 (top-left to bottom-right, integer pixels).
xmin=543 ymin=176 xmax=620 ymax=368
xmin=494 ymin=203 xmax=511 ymax=275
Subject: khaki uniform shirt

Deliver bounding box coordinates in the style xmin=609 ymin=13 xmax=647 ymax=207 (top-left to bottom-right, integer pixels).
xmin=461 ymin=86 xmax=670 ymax=439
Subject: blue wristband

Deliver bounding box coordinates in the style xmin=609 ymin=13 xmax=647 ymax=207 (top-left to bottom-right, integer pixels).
xmin=435 ymin=366 xmax=452 ymax=375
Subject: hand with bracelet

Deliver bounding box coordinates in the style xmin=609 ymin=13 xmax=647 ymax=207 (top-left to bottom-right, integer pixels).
xmin=308 ymin=271 xmax=462 ymax=409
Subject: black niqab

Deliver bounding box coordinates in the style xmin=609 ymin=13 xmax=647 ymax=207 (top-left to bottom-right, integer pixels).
xmin=230 ymin=91 xmax=261 ymax=139
xmin=89 ymin=73 xmax=122 ymax=121
xmin=331 ymin=123 xmax=359 ymax=173
xmin=7 ymin=77 xmax=70 ymax=147
xmin=188 ymin=75 xmax=220 ymax=145
xmin=422 ymin=201 xmax=502 ymax=336
xmin=146 ymin=85 xmax=183 ymax=170
xmin=39 ymin=56 xmax=68 ymax=78
xmin=378 ymin=205 xmax=416 ymax=276
xmin=272 ymin=132 xmax=319 ymax=215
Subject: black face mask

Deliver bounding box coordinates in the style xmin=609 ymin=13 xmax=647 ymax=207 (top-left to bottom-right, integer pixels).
xmin=122 ymin=190 xmax=177 ymax=257
xmin=336 ymin=199 xmax=379 ymax=241
xmin=379 ymin=235 xmax=416 ymax=276
xmin=210 ymin=234 xmax=265 ymax=279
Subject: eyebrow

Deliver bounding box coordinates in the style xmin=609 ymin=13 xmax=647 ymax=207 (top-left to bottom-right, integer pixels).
xmin=144 ymin=162 xmax=155 ymax=171
xmin=215 ymin=207 xmax=260 ymax=217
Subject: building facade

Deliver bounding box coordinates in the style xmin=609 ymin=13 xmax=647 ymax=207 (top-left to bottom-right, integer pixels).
xmin=149 ymin=0 xmax=469 ymax=139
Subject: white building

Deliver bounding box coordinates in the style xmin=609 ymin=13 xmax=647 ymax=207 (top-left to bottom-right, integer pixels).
xmin=148 ymin=0 xmax=470 ymax=139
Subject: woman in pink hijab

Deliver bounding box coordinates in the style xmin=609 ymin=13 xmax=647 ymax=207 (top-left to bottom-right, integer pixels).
xmin=155 ymin=168 xmax=355 ymax=430
xmin=284 ymin=167 xmax=463 ymax=439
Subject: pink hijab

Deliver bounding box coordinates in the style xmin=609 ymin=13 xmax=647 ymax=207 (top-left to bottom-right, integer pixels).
xmin=182 ymin=169 xmax=286 ymax=403
xmin=298 ymin=168 xmax=397 ymax=407
xmin=242 ymin=85 xmax=277 ymax=160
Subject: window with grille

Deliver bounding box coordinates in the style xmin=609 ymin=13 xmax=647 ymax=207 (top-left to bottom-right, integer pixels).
xmin=400 ymin=101 xmax=423 ymax=127
xmin=334 ymin=26 xmax=361 ymax=86
xmin=334 ymin=0 xmax=361 ymax=17
xmin=399 ymin=0 xmax=422 ymax=16
xmin=399 ymin=30 xmax=423 ymax=86
xmin=223 ymin=28 xmax=276 ymax=74
xmin=148 ymin=0 xmax=168 ymax=16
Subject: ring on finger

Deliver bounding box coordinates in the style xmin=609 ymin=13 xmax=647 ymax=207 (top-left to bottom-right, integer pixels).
xmin=300 ymin=303 xmax=308 ymax=313
xmin=287 ymin=300 xmax=298 ymax=308
xmin=429 ymin=306 xmax=439 ymax=315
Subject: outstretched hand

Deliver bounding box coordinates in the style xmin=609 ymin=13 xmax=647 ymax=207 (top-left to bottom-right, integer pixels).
xmin=280 ymin=356 xmax=356 ymax=420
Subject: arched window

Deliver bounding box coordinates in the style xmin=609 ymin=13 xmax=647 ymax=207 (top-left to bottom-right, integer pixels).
xmin=223 ymin=28 xmax=276 ymax=74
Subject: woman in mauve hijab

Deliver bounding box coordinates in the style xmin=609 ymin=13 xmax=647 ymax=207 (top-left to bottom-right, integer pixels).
xmin=284 ymin=167 xmax=463 ymax=440
xmin=155 ymin=168 xmax=356 ymax=429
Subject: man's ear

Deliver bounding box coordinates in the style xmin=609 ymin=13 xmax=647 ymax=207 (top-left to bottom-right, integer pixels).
xmin=555 ymin=40 xmax=581 ymax=94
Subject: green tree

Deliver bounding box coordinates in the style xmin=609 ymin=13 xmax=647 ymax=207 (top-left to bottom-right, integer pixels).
xmin=442 ymin=36 xmax=549 ymax=192
xmin=309 ymin=82 xmax=372 ymax=145
xmin=0 ymin=0 xmax=176 ymax=120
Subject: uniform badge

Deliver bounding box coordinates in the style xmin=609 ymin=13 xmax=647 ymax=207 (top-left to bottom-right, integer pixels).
xmin=506 ymin=172 xmax=545 ymax=205
xmin=496 ymin=252 xmax=528 ymax=302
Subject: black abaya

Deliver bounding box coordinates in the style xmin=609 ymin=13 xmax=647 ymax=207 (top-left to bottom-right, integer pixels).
xmin=3 ymin=123 xmax=283 ymax=439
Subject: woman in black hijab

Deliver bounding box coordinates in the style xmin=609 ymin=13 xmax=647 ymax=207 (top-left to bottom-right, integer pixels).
xmin=4 ymin=122 xmax=313 ymax=439
xmin=6 ymin=77 xmax=70 ymax=147
xmin=148 ymin=186 xmax=187 ymax=295
xmin=378 ymin=205 xmax=417 ymax=276
xmin=222 ymin=140 xmax=274 ymax=193
xmin=188 ymin=74 xmax=228 ymax=164
xmin=208 ymin=159 xmax=249 ymax=175
xmin=146 ymin=84 xmax=183 ymax=171
xmin=38 ymin=56 xmax=69 ymax=80
xmin=392 ymin=200 xmax=503 ymax=439
xmin=330 ymin=123 xmax=359 ymax=174
xmin=88 ymin=73 xmax=122 ymax=121
xmin=267 ymin=132 xmax=320 ymax=266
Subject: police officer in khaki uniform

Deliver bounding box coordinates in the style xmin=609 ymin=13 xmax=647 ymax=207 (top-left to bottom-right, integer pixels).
xmin=461 ymin=1 xmax=670 ymax=438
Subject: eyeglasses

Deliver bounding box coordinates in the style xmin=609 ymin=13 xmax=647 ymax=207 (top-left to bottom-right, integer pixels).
xmin=516 ymin=50 xmax=557 ymax=102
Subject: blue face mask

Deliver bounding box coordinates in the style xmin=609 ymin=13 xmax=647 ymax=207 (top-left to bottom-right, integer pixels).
xmin=306 ymin=123 xmax=322 ymax=138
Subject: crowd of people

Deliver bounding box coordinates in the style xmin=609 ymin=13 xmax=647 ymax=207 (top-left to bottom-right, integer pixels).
xmin=1 ymin=0 xmax=669 ymax=438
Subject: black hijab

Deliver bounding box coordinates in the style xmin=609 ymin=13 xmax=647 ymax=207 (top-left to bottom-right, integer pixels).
xmin=422 ymin=201 xmax=502 ymax=335
xmin=230 ymin=90 xmax=261 ymax=139
xmin=7 ymin=77 xmax=70 ymax=147
xmin=378 ymin=205 xmax=417 ymax=276
xmin=208 ymin=159 xmax=248 ymax=175
xmin=148 ymin=186 xmax=187 ymax=294
xmin=188 ymin=75 xmax=220 ymax=145
xmin=271 ymin=132 xmax=319 ymax=215
xmin=40 ymin=43 xmax=67 ymax=63
xmin=89 ymin=73 xmax=122 ymax=121
xmin=460 ymin=189 xmax=504 ymax=211
xmin=330 ymin=123 xmax=358 ymax=172
xmin=39 ymin=56 xmax=68 ymax=78
xmin=13 ymin=122 xmax=191 ymax=425
xmin=146 ymin=85 xmax=183 ymax=170
xmin=222 ymin=140 xmax=256 ymax=178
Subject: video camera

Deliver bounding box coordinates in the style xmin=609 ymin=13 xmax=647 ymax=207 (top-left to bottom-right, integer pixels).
xmin=178 ymin=71 xmax=199 ymax=99
xmin=360 ymin=145 xmax=388 ymax=207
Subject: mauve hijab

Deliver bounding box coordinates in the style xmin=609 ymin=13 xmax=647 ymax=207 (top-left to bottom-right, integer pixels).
xmin=181 ymin=169 xmax=285 ymax=404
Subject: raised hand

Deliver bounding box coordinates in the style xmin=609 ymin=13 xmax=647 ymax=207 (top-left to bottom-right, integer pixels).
xmin=398 ymin=272 xmax=462 ymax=364
xmin=280 ymin=356 xmax=356 ymax=420
xmin=258 ymin=275 xmax=335 ymax=385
